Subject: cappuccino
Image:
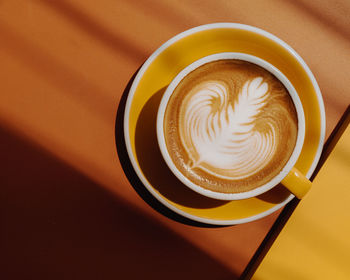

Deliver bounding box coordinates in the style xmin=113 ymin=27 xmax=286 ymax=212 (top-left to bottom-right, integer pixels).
xmin=163 ymin=59 xmax=298 ymax=194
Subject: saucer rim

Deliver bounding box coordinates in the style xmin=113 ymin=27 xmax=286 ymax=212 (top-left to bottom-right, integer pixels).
xmin=123 ymin=23 xmax=326 ymax=225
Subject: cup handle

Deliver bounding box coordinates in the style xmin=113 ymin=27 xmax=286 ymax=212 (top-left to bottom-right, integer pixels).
xmin=281 ymin=167 xmax=312 ymax=199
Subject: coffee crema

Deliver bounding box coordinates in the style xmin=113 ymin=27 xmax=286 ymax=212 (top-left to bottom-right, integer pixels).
xmin=163 ymin=59 xmax=298 ymax=194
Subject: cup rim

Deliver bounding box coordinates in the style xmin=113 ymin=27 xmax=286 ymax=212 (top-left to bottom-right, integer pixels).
xmin=123 ymin=23 xmax=326 ymax=224
xmin=157 ymin=52 xmax=306 ymax=200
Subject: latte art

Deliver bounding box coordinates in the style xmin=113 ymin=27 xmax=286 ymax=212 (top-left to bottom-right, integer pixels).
xmin=164 ymin=59 xmax=298 ymax=194
xmin=181 ymin=77 xmax=275 ymax=179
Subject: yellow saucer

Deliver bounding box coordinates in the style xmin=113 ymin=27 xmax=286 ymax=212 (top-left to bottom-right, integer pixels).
xmin=124 ymin=23 xmax=325 ymax=225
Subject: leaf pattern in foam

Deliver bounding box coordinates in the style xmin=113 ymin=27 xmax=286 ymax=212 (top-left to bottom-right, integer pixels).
xmin=182 ymin=77 xmax=276 ymax=179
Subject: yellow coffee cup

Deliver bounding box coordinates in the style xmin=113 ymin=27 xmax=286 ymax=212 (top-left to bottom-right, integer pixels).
xmin=157 ymin=52 xmax=312 ymax=200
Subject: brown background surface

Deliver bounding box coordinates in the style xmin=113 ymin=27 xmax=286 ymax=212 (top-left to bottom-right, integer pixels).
xmin=1 ymin=1 xmax=349 ymax=279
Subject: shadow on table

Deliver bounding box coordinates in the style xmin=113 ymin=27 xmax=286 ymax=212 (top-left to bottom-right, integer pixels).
xmin=0 ymin=123 xmax=237 ymax=279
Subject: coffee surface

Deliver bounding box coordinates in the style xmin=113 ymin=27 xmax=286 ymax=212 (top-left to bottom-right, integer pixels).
xmin=164 ymin=59 xmax=298 ymax=193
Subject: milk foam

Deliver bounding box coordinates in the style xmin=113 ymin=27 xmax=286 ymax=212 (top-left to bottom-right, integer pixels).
xmin=180 ymin=77 xmax=277 ymax=179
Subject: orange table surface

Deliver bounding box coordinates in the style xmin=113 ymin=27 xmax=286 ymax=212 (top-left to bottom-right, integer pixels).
xmin=1 ymin=1 xmax=349 ymax=279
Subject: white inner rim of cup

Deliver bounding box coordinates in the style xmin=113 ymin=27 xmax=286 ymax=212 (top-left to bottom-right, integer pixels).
xmin=157 ymin=52 xmax=306 ymax=200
